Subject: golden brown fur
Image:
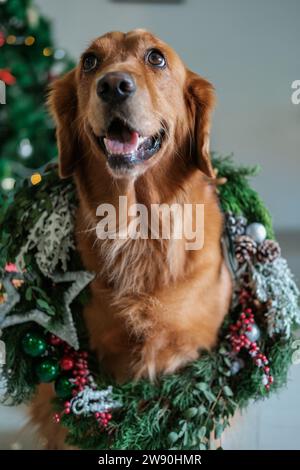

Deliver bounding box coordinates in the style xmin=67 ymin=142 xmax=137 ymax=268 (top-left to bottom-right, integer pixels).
xmin=30 ymin=30 xmax=232 ymax=448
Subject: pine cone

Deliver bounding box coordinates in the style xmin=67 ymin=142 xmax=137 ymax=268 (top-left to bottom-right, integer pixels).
xmin=235 ymin=235 xmax=257 ymax=264
xmin=257 ymin=239 xmax=281 ymax=263
xmin=226 ymin=213 xmax=247 ymax=238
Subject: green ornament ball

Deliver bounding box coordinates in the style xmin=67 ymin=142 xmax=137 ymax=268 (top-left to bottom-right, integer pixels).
xmin=55 ymin=376 xmax=74 ymax=399
xmin=36 ymin=359 xmax=59 ymax=383
xmin=22 ymin=331 xmax=47 ymax=357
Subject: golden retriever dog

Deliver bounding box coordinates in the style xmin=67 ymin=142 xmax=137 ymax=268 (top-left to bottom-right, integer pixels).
xmin=31 ymin=30 xmax=232 ymax=449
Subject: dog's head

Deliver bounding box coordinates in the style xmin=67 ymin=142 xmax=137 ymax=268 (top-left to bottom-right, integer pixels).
xmin=50 ymin=30 xmax=215 ymax=179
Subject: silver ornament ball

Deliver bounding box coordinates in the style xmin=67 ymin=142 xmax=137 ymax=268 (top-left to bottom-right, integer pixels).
xmin=246 ymin=223 xmax=267 ymax=244
xmin=245 ymin=323 xmax=261 ymax=343
xmin=262 ymin=374 xmax=269 ymax=386
xmin=230 ymin=358 xmax=245 ymax=375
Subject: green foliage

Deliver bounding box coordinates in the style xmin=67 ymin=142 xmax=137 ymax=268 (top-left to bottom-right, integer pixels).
xmin=212 ymin=154 xmax=274 ymax=238
xmin=0 ymin=166 xmax=77 ymax=268
xmin=0 ymin=158 xmax=298 ymax=449
xmin=4 ymin=322 xmax=38 ymax=404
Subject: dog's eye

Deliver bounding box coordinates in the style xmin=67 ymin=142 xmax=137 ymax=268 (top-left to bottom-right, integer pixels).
xmin=82 ymin=54 xmax=99 ymax=72
xmin=146 ymin=49 xmax=166 ymax=68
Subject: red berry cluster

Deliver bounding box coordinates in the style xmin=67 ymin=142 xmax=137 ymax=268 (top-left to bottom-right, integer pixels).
xmin=229 ymin=295 xmax=273 ymax=391
xmin=229 ymin=308 xmax=256 ymax=353
xmin=70 ymin=352 xmax=89 ymax=393
xmin=95 ymin=411 xmax=112 ymax=428
xmin=49 ymin=334 xmax=113 ymax=429
xmin=54 ymin=401 xmax=73 ymax=423
xmin=49 ymin=334 xmax=90 ymax=390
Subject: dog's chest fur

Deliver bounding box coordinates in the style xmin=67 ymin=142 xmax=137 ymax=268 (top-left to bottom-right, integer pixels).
xmin=75 ymin=171 xmax=206 ymax=295
xmin=74 ymin=170 xmax=231 ymax=380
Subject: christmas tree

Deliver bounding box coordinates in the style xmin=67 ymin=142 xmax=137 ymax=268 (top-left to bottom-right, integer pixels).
xmin=0 ymin=0 xmax=73 ymax=194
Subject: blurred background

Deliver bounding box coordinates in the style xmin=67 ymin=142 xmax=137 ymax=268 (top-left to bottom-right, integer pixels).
xmin=0 ymin=0 xmax=299 ymax=450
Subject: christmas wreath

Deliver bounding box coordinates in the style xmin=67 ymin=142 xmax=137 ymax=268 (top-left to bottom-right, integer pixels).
xmin=0 ymin=156 xmax=299 ymax=450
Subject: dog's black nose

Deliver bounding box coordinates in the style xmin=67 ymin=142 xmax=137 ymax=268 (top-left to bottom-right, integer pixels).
xmin=97 ymin=72 xmax=136 ymax=103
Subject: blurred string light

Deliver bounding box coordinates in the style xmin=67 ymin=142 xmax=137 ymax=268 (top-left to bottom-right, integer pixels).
xmin=0 ymin=32 xmax=59 ymax=56
xmin=43 ymin=47 xmax=53 ymax=57
xmin=27 ymin=6 xmax=40 ymax=28
xmin=18 ymin=138 xmax=33 ymax=159
xmin=50 ymin=61 xmax=66 ymax=77
xmin=6 ymin=35 xmax=17 ymax=45
xmin=1 ymin=177 xmax=15 ymax=191
xmin=54 ymin=49 xmax=66 ymax=60
xmin=31 ymin=173 xmax=42 ymax=186
xmin=24 ymin=36 xmax=35 ymax=46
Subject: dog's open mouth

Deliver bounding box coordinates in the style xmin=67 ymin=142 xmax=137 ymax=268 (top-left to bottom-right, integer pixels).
xmin=98 ymin=118 xmax=164 ymax=170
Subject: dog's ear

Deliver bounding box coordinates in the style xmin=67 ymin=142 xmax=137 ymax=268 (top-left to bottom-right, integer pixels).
xmin=48 ymin=69 xmax=79 ymax=178
xmin=185 ymin=70 xmax=215 ymax=177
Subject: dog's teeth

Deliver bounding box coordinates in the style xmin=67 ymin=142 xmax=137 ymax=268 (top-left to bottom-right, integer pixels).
xmin=104 ymin=136 xmax=140 ymax=156
xmin=138 ymin=136 xmax=148 ymax=147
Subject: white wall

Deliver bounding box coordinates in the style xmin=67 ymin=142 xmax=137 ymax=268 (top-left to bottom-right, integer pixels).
xmin=36 ymin=0 xmax=300 ymax=230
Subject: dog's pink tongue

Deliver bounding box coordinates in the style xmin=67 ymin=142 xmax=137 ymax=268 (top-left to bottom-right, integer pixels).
xmin=104 ymin=131 xmax=139 ymax=155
